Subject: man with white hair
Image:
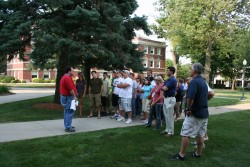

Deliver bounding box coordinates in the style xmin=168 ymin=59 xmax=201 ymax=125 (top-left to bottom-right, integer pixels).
xmin=170 ymin=62 xmax=208 ymax=161
xmin=116 ymin=70 xmax=133 ymax=124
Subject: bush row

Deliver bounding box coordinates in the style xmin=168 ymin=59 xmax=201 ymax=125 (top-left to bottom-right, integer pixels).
xmin=0 ymin=76 xmax=15 ymax=83
xmin=32 ymin=78 xmax=55 ymax=83
xmin=0 ymin=85 xmax=10 ymax=94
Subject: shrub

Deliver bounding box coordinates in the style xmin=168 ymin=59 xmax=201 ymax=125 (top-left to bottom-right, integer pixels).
xmin=11 ymin=79 xmax=21 ymax=83
xmin=21 ymin=80 xmax=26 ymax=83
xmin=0 ymin=76 xmax=15 ymax=83
xmin=0 ymin=85 xmax=10 ymax=94
xmin=32 ymin=78 xmax=44 ymax=83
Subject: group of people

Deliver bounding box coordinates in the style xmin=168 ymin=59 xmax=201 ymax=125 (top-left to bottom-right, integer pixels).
xmin=59 ymin=62 xmax=214 ymax=161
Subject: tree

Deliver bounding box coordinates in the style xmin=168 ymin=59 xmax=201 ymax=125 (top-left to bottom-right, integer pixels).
xmin=0 ymin=0 xmax=151 ymax=103
xmin=154 ymin=0 xmax=250 ymax=82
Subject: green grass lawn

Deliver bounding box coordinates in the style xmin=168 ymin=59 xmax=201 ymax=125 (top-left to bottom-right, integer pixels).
xmin=0 ymin=96 xmax=91 ymax=123
xmin=0 ymin=88 xmax=249 ymax=123
xmin=0 ymin=110 xmax=249 ymax=167
xmin=207 ymin=89 xmax=250 ymax=107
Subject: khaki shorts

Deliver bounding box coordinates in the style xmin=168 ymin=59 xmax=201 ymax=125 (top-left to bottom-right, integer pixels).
xmin=180 ymin=116 xmax=208 ymax=138
xmin=142 ymin=99 xmax=151 ymax=113
xmin=89 ymin=93 xmax=101 ymax=107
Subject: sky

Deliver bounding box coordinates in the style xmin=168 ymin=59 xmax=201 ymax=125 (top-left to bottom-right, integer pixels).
xmin=134 ymin=0 xmax=191 ymax=64
xmin=134 ymin=0 xmax=159 ymax=25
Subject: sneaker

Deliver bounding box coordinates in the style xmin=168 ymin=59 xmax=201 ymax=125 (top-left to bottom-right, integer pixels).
xmin=169 ymin=153 xmax=185 ymax=161
xmin=191 ymin=152 xmax=201 ymax=158
xmin=117 ymin=117 xmax=125 ymax=122
xmin=110 ymin=113 xmax=119 ymax=119
xmin=65 ymin=128 xmax=75 ymax=133
xmin=125 ymin=118 xmax=132 ymax=124
xmin=204 ymin=137 xmax=209 ymax=141
xmin=142 ymin=120 xmax=148 ymax=123
xmin=191 ymin=141 xmax=197 ymax=145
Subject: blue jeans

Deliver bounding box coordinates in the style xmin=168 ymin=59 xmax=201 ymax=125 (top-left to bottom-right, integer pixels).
xmin=131 ymin=97 xmax=136 ymax=117
xmin=135 ymin=97 xmax=142 ymax=116
xmin=148 ymin=103 xmax=163 ymax=129
xmin=60 ymin=95 xmax=75 ymax=129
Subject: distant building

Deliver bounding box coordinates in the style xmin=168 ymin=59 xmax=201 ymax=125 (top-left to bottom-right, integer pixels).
xmin=6 ymin=36 xmax=166 ymax=81
xmin=132 ymin=35 xmax=166 ymax=76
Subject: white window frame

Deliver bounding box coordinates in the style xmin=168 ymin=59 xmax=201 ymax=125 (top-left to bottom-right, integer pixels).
xmin=144 ymin=46 xmax=148 ymax=54
xmin=143 ymin=58 xmax=148 ymax=67
xmin=43 ymin=71 xmax=50 ymax=79
xmin=150 ymin=47 xmax=155 ymax=54
xmin=156 ymin=59 xmax=161 ymax=68
xmin=157 ymin=48 xmax=161 ymax=55
xmin=150 ymin=58 xmax=154 ymax=68
xmin=32 ymin=71 xmax=38 ymax=78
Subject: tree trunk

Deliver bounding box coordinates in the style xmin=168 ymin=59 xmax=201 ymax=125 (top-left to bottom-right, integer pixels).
xmin=83 ymin=60 xmax=91 ymax=95
xmin=171 ymin=50 xmax=179 ymax=77
xmin=231 ymin=78 xmax=236 ymax=90
xmin=53 ymin=53 xmax=69 ymax=104
xmin=204 ymin=37 xmax=212 ymax=83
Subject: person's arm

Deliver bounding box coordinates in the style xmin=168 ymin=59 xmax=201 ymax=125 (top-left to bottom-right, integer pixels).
xmin=186 ymin=98 xmax=194 ymax=116
xmin=99 ymin=79 xmax=103 ymax=96
xmin=117 ymin=83 xmax=130 ymax=88
xmin=83 ymin=85 xmax=86 ymax=98
xmin=208 ymin=91 xmax=214 ymax=101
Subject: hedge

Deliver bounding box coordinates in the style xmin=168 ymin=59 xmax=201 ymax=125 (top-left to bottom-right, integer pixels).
xmin=0 ymin=76 xmax=15 ymax=83
xmin=0 ymin=85 xmax=10 ymax=94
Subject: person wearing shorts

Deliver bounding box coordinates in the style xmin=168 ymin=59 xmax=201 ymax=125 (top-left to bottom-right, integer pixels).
xmin=88 ymin=71 xmax=103 ymax=119
xmin=116 ymin=70 xmax=133 ymax=124
xmin=170 ymin=63 xmax=209 ymax=161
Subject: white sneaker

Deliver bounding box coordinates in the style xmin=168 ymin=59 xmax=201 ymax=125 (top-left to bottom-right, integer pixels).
xmin=125 ymin=118 xmax=132 ymax=124
xmin=142 ymin=120 xmax=148 ymax=124
xmin=117 ymin=117 xmax=125 ymax=122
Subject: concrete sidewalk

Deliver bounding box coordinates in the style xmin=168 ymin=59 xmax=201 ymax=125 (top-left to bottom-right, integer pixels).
xmin=0 ymin=103 xmax=249 ymax=143
xmin=0 ymin=88 xmax=54 ymax=104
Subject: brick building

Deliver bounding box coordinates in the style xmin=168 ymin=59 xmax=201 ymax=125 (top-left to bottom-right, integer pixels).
xmin=6 ymin=36 xmax=166 ymax=81
xmin=132 ymin=35 xmax=166 ymax=76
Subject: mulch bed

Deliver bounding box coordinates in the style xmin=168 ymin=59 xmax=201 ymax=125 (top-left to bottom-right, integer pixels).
xmin=32 ymin=103 xmax=63 ymax=110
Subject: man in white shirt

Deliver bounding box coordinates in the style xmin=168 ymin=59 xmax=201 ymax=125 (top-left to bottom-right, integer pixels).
xmin=111 ymin=70 xmax=123 ymax=119
xmin=117 ymin=70 xmax=133 ymax=124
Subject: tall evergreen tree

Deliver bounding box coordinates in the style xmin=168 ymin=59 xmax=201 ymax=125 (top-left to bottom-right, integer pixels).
xmin=0 ymin=0 xmax=151 ymax=103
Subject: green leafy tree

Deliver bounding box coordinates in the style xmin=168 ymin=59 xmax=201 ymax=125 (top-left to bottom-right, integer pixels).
xmin=154 ymin=0 xmax=250 ymax=82
xmin=0 ymin=0 xmax=151 ymax=103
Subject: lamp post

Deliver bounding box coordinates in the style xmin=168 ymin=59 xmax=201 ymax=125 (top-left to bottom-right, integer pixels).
xmin=240 ymin=59 xmax=247 ymax=100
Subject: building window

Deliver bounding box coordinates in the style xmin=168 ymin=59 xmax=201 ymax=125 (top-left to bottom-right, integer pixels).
xmin=43 ymin=71 xmax=49 ymax=79
xmin=32 ymin=71 xmax=38 ymax=78
xmin=157 ymin=48 xmax=161 ymax=55
xmin=156 ymin=59 xmax=160 ymax=68
xmin=143 ymin=58 xmax=148 ymax=67
xmin=150 ymin=59 xmax=154 ymax=68
xmin=144 ymin=46 xmax=148 ymax=54
xmin=150 ymin=47 xmax=155 ymax=54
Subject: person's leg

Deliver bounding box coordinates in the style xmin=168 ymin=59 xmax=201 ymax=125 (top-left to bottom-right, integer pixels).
xmin=166 ymin=97 xmax=176 ymax=135
xmin=79 ymin=97 xmax=83 ymax=116
xmin=68 ymin=109 xmax=75 ymax=128
xmin=196 ymin=136 xmax=204 ymax=155
xmin=162 ymin=98 xmax=168 ymax=133
xmin=147 ymin=105 xmax=155 ymax=126
xmin=155 ymin=103 xmax=162 ymax=129
xmin=179 ymin=136 xmax=190 ymax=157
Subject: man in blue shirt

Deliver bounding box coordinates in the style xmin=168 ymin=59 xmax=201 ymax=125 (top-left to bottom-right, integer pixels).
xmin=161 ymin=66 xmax=177 ymax=136
xmin=170 ymin=63 xmax=208 ymax=161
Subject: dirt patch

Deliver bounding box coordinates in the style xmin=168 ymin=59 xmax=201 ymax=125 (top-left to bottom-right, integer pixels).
xmin=33 ymin=103 xmax=63 ymax=111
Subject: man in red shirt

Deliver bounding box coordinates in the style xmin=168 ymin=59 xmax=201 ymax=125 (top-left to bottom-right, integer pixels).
xmin=60 ymin=66 xmax=77 ymax=132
